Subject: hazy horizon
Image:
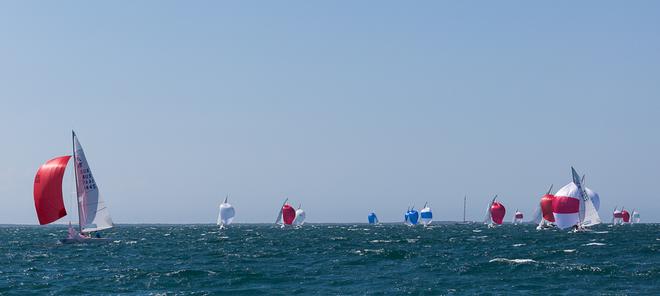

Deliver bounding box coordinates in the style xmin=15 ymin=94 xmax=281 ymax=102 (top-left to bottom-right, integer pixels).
xmin=1 ymin=1 xmax=659 ymax=224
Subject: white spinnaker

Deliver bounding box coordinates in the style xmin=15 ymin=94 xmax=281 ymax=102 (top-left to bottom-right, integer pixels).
xmin=217 ymin=197 xmax=235 ymax=226
xmin=74 ymin=133 xmax=113 ymax=233
xmin=293 ymin=208 xmax=306 ymax=225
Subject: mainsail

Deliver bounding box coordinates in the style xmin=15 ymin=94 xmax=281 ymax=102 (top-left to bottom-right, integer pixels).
xmin=571 ymin=168 xmax=600 ymax=227
xmin=73 ymin=132 xmax=114 ymax=233
xmin=33 ymin=156 xmax=72 ymax=225
xmin=483 ymin=195 xmax=497 ymax=224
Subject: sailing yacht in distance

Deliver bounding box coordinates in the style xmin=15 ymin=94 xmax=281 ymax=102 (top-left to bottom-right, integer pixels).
xmin=551 ymin=167 xmax=601 ymax=231
xmin=512 ymin=210 xmax=523 ymax=224
xmin=404 ymin=207 xmax=419 ymax=226
xmin=293 ymin=204 xmax=306 ymax=226
xmin=217 ymin=195 xmax=235 ymax=229
xmin=275 ymin=198 xmax=296 ymax=228
xmin=484 ymin=195 xmax=505 ymax=227
xmin=420 ymin=202 xmax=433 ymax=227
xmin=368 ymin=212 xmax=379 ymax=224
xmin=33 ymin=131 xmax=113 ymax=243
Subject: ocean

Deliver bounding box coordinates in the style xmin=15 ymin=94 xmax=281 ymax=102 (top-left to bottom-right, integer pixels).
xmin=1 ymin=223 xmax=658 ymax=295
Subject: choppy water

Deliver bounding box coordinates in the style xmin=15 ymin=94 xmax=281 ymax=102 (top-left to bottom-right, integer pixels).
xmin=1 ymin=223 xmax=658 ymax=295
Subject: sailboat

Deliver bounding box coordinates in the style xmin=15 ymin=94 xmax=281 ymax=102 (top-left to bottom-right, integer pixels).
xmin=612 ymin=207 xmax=622 ymax=225
xmin=420 ymin=202 xmax=433 ymax=227
xmin=483 ymin=195 xmax=505 ymax=227
xmin=631 ymin=209 xmax=640 ymax=224
xmin=463 ymin=195 xmax=467 ymax=223
xmin=551 ymin=167 xmax=601 ymax=231
xmin=368 ymin=212 xmax=379 ymax=224
xmin=293 ymin=204 xmax=306 ymax=226
xmin=217 ymin=195 xmax=235 ymax=229
xmin=404 ymin=207 xmax=419 ymax=226
xmin=533 ymin=185 xmax=556 ymax=230
xmin=275 ymin=198 xmax=296 ymax=227
xmin=621 ymin=208 xmax=631 ymax=224
xmin=512 ymin=210 xmax=523 ymax=224
xmin=33 ymin=131 xmax=114 ymax=243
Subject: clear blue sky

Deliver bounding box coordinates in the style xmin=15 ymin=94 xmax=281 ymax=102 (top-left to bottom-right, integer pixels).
xmin=1 ymin=1 xmax=658 ymax=224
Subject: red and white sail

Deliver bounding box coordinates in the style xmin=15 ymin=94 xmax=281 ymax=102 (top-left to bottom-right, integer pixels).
xmin=612 ymin=207 xmax=623 ymax=225
xmin=552 ymin=168 xmax=601 ymax=230
xmin=552 ymin=182 xmax=581 ymax=230
xmin=74 ymin=133 xmax=114 ymax=233
xmin=33 ymin=156 xmax=72 ymax=225
xmin=621 ymin=209 xmax=630 ymax=223
xmin=513 ymin=210 xmax=523 ymax=224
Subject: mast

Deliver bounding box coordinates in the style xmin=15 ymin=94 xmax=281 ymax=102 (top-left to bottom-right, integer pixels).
xmin=72 ymin=130 xmax=83 ymax=232
xmin=463 ymin=195 xmax=466 ymax=223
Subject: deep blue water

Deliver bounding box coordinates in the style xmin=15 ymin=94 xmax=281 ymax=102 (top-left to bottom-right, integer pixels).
xmin=1 ymin=223 xmax=658 ymax=295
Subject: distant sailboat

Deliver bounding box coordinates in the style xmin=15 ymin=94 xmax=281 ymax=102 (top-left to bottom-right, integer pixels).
xmin=368 ymin=212 xmax=379 ymax=224
xmin=631 ymin=209 xmax=640 ymax=224
xmin=217 ymin=195 xmax=235 ymax=229
xmin=512 ymin=210 xmax=523 ymax=224
xmin=483 ymin=195 xmax=505 ymax=227
xmin=621 ymin=208 xmax=631 ymax=224
xmin=420 ymin=202 xmax=433 ymax=227
xmin=463 ymin=195 xmax=467 ymax=223
xmin=293 ymin=204 xmax=306 ymax=226
xmin=551 ymin=167 xmax=601 ymax=230
xmin=275 ymin=198 xmax=296 ymax=227
xmin=612 ymin=207 xmax=623 ymax=225
xmin=404 ymin=207 xmax=419 ymax=226
xmin=33 ymin=131 xmax=113 ymax=243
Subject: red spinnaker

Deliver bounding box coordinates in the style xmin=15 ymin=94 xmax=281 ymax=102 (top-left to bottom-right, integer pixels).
xmin=282 ymin=204 xmax=296 ymax=225
xmin=540 ymin=194 xmax=556 ymax=222
xmin=621 ymin=210 xmax=630 ymax=223
xmin=33 ymin=156 xmax=71 ymax=225
xmin=490 ymin=202 xmax=506 ymax=225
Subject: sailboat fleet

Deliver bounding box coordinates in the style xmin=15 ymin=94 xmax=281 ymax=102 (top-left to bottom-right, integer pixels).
xmin=31 ymin=133 xmax=643 ymax=242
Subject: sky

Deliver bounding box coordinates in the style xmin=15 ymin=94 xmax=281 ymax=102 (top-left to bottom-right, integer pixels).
xmin=1 ymin=1 xmax=659 ymax=224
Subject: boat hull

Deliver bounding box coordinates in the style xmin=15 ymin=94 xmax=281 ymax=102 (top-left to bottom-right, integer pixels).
xmin=60 ymin=237 xmax=112 ymax=244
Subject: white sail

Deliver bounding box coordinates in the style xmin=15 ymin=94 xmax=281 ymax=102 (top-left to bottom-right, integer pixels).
xmin=483 ymin=195 xmax=497 ymax=224
xmin=217 ymin=196 xmax=235 ymax=226
xmin=74 ymin=132 xmax=113 ymax=233
xmin=571 ymin=168 xmax=600 ymax=227
xmin=293 ymin=206 xmax=306 ymax=226
xmin=531 ymin=205 xmax=542 ymax=224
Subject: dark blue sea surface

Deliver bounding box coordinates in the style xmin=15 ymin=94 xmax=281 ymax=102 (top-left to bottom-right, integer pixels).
xmin=1 ymin=223 xmax=658 ymax=295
